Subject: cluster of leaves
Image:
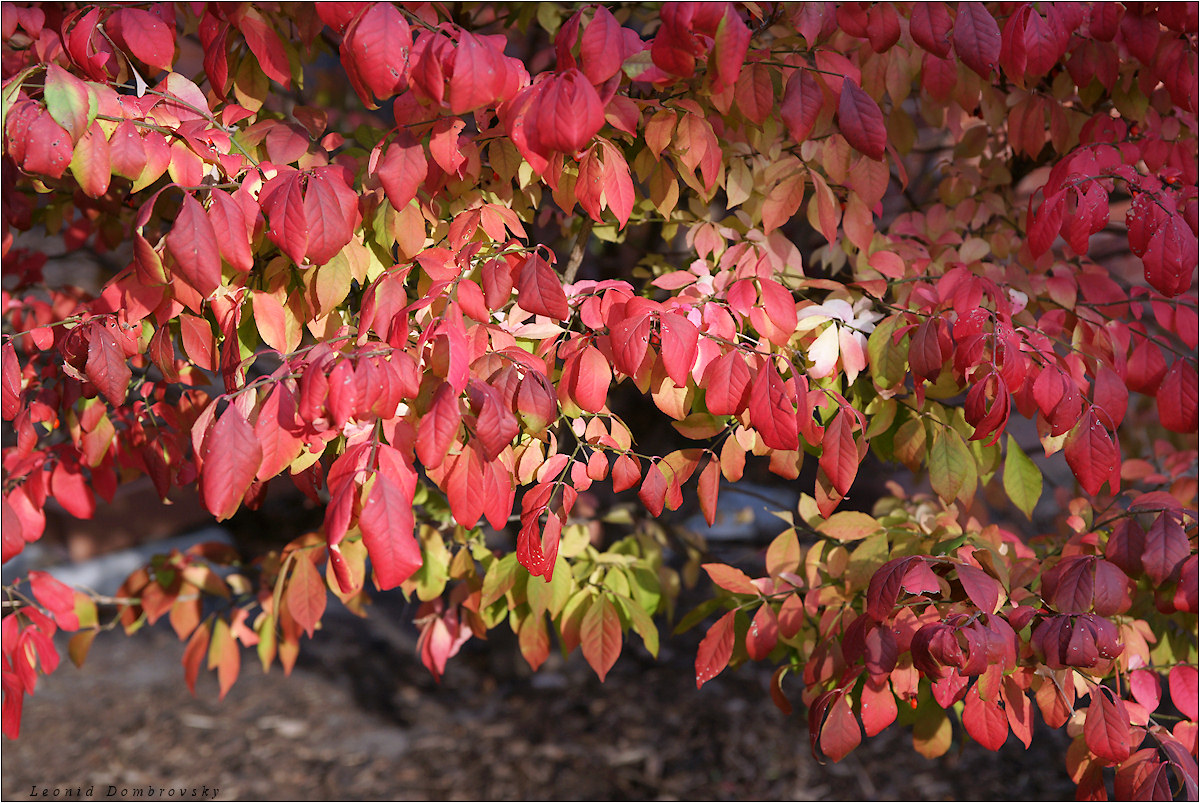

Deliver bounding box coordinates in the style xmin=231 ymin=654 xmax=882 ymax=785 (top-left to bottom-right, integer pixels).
xmin=1 ymin=2 xmax=1197 ymax=798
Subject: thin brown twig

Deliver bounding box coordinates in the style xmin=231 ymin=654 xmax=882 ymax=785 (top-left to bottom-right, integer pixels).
xmin=563 ymin=218 xmax=594 ymax=284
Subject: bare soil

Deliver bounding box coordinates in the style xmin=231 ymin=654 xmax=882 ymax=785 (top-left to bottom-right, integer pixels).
xmin=3 ymin=595 xmax=1075 ymax=802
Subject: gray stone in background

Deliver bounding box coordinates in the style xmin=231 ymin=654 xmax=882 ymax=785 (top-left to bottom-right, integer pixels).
xmin=2 ymin=526 xmax=234 ymax=596
xmin=683 ymin=482 xmax=800 ymax=542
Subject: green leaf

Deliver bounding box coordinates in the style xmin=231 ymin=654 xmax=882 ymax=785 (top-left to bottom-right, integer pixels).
xmin=1002 ymin=435 xmax=1042 ymax=519
xmin=868 ymin=315 xmax=908 ymax=391
xmin=480 ymin=552 xmax=520 ymax=609
xmin=673 ymin=596 xmax=724 ymax=635
xmin=845 ymin=531 xmax=890 ymax=591
xmin=613 ymin=594 xmax=659 ymax=658
xmin=411 ymin=525 xmax=450 ymax=602
xmin=43 ymin=63 xmax=95 ymax=141
xmin=527 ymin=554 xmax=573 ymax=619
xmin=3 ymin=65 xmax=38 ymax=121
xmin=928 ymin=425 xmax=974 ymax=504
xmin=625 ymin=565 xmax=661 ymax=615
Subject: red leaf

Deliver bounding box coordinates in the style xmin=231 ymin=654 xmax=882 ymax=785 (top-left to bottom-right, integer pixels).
xmin=695 ymin=609 xmax=737 ymax=688
xmin=167 ymin=193 xmax=222 ymax=296
xmin=18 ymin=107 xmax=72 ymax=179
xmin=1157 ymin=360 xmax=1198 ymax=434
xmin=611 ymin=453 xmax=641 ymax=493
xmin=48 ymin=453 xmax=91 ymax=516
xmin=710 ymin=6 xmax=751 ymax=93
xmin=254 ymin=385 xmax=303 ymax=481
xmin=579 ymin=5 xmax=624 ymax=84
xmin=574 ymin=594 xmax=621 ymax=681
xmin=637 ymin=461 xmax=669 ymax=516
xmin=1143 ymin=511 xmax=1189 ymax=586
xmin=200 ymin=404 xmax=261 ymax=521
xmin=956 ymin=563 xmax=1001 ymax=614
xmin=659 ymin=312 xmax=698 ymax=387
xmin=759 ymin=279 xmax=798 ymax=334
xmin=182 ymin=620 xmax=210 ymax=695
xmin=770 ymin=665 xmax=794 ymax=717
xmin=236 ymin=8 xmax=291 ymax=87
xmin=781 ymin=68 xmax=823 ymax=144
xmin=536 ymin=69 xmax=605 ymax=154
xmin=1064 ymin=409 xmax=1119 ymax=496
xmin=819 ymin=409 xmax=859 ymax=497
xmin=749 ymin=364 xmax=799 ymax=451
xmin=516 ymin=370 xmax=557 ymax=431
xmin=568 ymin=345 xmax=611 ymax=413
xmin=473 ymin=389 xmax=519 ymax=461
xmin=702 ymin=563 xmax=760 ymax=596
xmin=837 ymin=78 xmax=886 ymax=160
xmin=207 ymin=190 xmax=254 ymax=273
xmin=818 ymin=693 xmax=863 ymax=762
xmin=341 ymin=3 xmax=410 ymax=106
xmin=702 ymin=350 xmax=751 ymax=416
xmin=444 ymin=32 xmax=520 ymax=114
xmin=28 ymin=571 xmax=77 ymax=626
xmin=481 ymin=459 xmax=516 ymax=531
xmin=1002 ymin=677 xmax=1034 ymax=748
xmin=427 ymin=115 xmax=463 ymax=175
xmin=745 ymin=602 xmax=778 ymax=661
xmin=580 ymin=594 xmax=622 ymax=682
xmin=1169 ymin=665 xmax=1198 ymax=721
xmin=963 ymin=687 xmax=1009 ymax=751
xmin=953 ymin=2 xmax=1002 ymax=78
xmin=1093 ymin=366 xmax=1129 ymax=430
xmin=860 ymin=676 xmax=898 ymax=736
xmin=259 ymin=171 xmax=308 ymax=265
xmin=1143 ymin=214 xmax=1198 ymax=298
xmin=866 ymin=557 xmax=928 ymax=621
xmin=303 ymin=168 xmax=358 ymax=265
xmin=1106 ymin=518 xmax=1146 ymax=577
xmin=85 ymin=324 xmax=131 ymax=406
xmin=376 ymin=133 xmax=427 ymax=211
xmin=597 ymin=141 xmax=634 ymax=229
xmin=2 ymin=341 xmax=20 ymax=420
xmin=177 ymin=314 xmax=216 ymax=374
xmin=911 ymin=2 xmax=953 ymax=56
xmin=516 ymin=253 xmax=570 ymax=320
xmin=286 ymin=555 xmax=326 ymax=638
xmin=1028 ymin=188 xmax=1066 ymax=257
xmin=865 ymin=3 xmax=900 ymax=52
xmin=1085 ymin=688 xmax=1132 ymax=764
xmin=106 ymin=123 xmax=146 ymax=183
xmin=610 ymin=313 xmax=653 ymax=377
xmin=909 ymin=317 xmax=950 ymax=382
xmin=359 ymin=474 xmax=421 ymax=591
xmin=416 ymin=383 xmax=461 ymax=470
xmin=108 ymin=8 xmax=175 ymax=72
xmin=697 ymin=454 xmax=720 ymax=527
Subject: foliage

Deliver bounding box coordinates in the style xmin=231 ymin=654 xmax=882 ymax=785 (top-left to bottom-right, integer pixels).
xmin=2 ymin=2 xmax=1198 ymax=797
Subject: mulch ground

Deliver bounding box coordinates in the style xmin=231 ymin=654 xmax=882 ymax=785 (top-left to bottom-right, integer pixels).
xmin=3 ymin=594 xmax=1075 ymax=801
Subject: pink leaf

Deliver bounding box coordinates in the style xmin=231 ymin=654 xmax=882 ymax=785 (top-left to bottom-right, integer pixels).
xmin=359 ymin=473 xmax=421 ymax=591
xmin=200 ymin=404 xmax=262 ymax=521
